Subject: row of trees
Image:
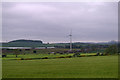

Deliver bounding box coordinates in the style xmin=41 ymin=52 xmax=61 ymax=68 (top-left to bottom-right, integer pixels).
xmin=2 ymin=44 xmax=119 ymax=58
xmin=54 ymin=44 xmax=118 ymax=54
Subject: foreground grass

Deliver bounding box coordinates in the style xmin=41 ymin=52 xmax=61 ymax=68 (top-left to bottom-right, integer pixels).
xmin=2 ymin=55 xmax=118 ymax=78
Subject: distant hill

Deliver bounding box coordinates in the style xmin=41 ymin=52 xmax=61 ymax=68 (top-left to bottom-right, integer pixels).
xmin=2 ymin=39 xmax=44 ymax=47
xmin=107 ymin=40 xmax=117 ymax=44
xmin=95 ymin=41 xmax=118 ymax=45
xmin=9 ymin=39 xmax=43 ymax=43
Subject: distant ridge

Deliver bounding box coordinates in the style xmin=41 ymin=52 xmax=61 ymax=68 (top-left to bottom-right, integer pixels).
xmin=9 ymin=39 xmax=43 ymax=43
xmin=2 ymin=39 xmax=43 ymax=47
xmin=1 ymin=39 xmax=117 ymax=47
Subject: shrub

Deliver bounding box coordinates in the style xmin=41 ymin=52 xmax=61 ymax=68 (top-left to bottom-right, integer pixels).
xmin=2 ymin=55 xmax=7 ymax=58
xmin=42 ymin=57 xmax=48 ymax=59
xmin=104 ymin=45 xmax=118 ymax=55
xmin=21 ymin=58 xmax=24 ymax=60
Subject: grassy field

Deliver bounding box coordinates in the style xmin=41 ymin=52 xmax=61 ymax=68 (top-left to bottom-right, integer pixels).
xmin=2 ymin=55 xmax=118 ymax=78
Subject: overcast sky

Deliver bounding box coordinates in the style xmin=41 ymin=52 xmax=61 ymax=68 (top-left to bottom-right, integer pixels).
xmin=2 ymin=2 xmax=118 ymax=43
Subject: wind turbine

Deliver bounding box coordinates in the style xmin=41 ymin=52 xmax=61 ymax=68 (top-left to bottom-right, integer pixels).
xmin=69 ymin=30 xmax=72 ymax=51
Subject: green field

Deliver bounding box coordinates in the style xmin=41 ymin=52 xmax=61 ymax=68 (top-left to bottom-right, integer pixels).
xmin=2 ymin=55 xmax=118 ymax=78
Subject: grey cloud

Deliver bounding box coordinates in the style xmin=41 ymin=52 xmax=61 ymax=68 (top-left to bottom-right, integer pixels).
xmin=2 ymin=2 xmax=118 ymax=43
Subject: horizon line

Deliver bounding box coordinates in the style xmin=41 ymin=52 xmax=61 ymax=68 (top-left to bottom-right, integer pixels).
xmin=0 ymin=40 xmax=118 ymax=43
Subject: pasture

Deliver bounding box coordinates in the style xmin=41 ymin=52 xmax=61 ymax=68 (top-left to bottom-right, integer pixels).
xmin=2 ymin=54 xmax=118 ymax=78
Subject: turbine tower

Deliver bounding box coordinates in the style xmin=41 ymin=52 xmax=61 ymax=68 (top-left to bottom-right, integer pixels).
xmin=69 ymin=30 xmax=72 ymax=51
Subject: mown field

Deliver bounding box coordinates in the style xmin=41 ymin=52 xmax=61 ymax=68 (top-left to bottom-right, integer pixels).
xmin=2 ymin=55 xmax=118 ymax=78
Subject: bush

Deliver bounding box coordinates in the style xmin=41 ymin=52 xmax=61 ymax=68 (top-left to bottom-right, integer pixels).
xmin=104 ymin=45 xmax=118 ymax=55
xmin=2 ymin=55 xmax=7 ymax=58
xmin=42 ymin=57 xmax=48 ymax=59
xmin=21 ymin=58 xmax=24 ymax=60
